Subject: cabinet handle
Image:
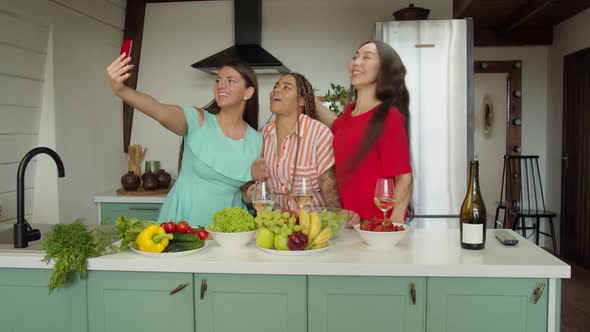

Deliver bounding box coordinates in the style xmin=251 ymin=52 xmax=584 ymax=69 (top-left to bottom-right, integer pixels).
xmin=200 ymin=279 xmax=208 ymax=300
xmin=410 ymin=282 xmax=416 ymax=305
xmin=129 ymin=207 xmax=159 ymax=211
xmin=169 ymin=283 xmax=188 ymax=295
xmin=533 ymin=283 xmax=545 ymax=304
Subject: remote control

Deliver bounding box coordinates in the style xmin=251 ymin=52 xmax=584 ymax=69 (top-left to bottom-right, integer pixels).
xmin=495 ymin=230 xmax=519 ymax=246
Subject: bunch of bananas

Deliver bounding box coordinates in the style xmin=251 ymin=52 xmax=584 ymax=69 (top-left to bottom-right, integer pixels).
xmin=299 ymin=209 xmax=333 ymax=249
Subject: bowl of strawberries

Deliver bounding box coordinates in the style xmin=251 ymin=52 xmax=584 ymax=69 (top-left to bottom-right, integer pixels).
xmin=353 ymin=219 xmax=409 ymax=250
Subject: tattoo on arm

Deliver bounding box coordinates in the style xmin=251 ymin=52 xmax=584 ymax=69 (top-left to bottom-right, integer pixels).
xmin=319 ymin=167 xmax=342 ymax=208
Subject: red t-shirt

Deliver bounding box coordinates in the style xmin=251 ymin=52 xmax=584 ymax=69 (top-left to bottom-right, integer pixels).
xmin=332 ymin=103 xmax=412 ymax=220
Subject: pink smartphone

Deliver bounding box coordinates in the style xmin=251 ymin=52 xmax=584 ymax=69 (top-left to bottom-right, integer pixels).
xmin=120 ymin=39 xmax=133 ymax=57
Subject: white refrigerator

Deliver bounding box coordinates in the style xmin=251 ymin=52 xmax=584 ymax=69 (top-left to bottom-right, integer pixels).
xmin=375 ymin=19 xmax=474 ymax=220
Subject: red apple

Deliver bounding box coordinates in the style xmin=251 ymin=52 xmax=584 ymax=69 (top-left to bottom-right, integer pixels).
xmin=288 ymin=231 xmax=308 ymax=250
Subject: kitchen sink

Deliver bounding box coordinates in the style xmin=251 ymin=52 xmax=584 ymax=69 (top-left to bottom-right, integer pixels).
xmin=0 ymin=223 xmax=55 ymax=253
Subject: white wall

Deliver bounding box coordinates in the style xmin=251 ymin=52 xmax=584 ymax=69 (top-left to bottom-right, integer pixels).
xmin=473 ymin=73 xmax=508 ymax=226
xmin=547 ymin=8 xmax=590 ymax=216
xmin=33 ymin=27 xmax=59 ymax=224
xmin=0 ymin=0 xmax=126 ymax=225
xmin=0 ymin=5 xmax=48 ymax=223
xmin=134 ymin=0 xmax=452 ymax=177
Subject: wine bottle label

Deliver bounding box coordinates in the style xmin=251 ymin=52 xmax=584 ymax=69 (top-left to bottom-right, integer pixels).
xmin=462 ymin=223 xmax=484 ymax=244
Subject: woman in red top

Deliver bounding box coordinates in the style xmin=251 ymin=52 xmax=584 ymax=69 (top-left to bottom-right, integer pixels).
xmin=316 ymin=41 xmax=413 ymax=223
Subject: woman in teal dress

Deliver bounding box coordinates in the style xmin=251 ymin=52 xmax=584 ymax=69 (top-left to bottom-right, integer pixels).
xmin=107 ymin=56 xmax=262 ymax=226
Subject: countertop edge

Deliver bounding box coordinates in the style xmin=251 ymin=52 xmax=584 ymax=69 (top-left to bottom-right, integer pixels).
xmin=0 ymin=255 xmax=571 ymax=279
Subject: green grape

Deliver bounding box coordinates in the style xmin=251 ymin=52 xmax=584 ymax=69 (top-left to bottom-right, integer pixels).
xmin=277 ymin=219 xmax=285 ymax=226
xmin=286 ymin=229 xmax=293 ymax=235
xmin=281 ymin=224 xmax=288 ymax=230
xmin=293 ymin=225 xmax=301 ymax=232
xmin=272 ymin=227 xmax=280 ymax=234
xmin=272 ymin=210 xmax=282 ymax=218
xmin=288 ymin=217 xmax=296 ymax=224
xmin=281 ymin=211 xmax=291 ymax=219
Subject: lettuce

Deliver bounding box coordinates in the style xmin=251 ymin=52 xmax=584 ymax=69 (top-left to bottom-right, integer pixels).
xmin=207 ymin=208 xmax=257 ymax=232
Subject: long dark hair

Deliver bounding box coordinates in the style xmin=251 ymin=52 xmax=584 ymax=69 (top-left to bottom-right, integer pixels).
xmin=178 ymin=60 xmax=260 ymax=172
xmin=348 ymin=41 xmax=413 ymax=218
xmin=204 ymin=59 xmax=259 ymax=129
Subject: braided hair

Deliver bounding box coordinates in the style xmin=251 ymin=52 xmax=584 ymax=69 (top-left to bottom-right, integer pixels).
xmin=286 ymin=72 xmax=317 ymax=119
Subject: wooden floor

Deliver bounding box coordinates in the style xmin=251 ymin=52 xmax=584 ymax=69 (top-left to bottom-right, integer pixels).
xmin=561 ymin=262 xmax=590 ymax=332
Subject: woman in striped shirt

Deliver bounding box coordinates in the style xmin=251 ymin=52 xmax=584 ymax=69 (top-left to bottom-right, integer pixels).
xmin=249 ymin=73 xmax=342 ymax=212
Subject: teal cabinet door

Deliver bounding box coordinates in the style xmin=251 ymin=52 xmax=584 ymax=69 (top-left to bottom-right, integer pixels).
xmin=0 ymin=268 xmax=87 ymax=332
xmin=308 ymin=276 xmax=426 ymax=332
xmin=427 ymin=278 xmax=548 ymax=332
xmin=195 ymin=274 xmax=306 ymax=332
xmin=100 ymin=202 xmax=162 ymax=225
xmin=87 ymin=271 xmax=193 ymax=332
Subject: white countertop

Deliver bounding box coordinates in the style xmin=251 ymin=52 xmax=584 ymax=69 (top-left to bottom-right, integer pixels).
xmin=0 ymin=224 xmax=571 ymax=279
xmin=94 ymin=190 xmax=167 ymax=204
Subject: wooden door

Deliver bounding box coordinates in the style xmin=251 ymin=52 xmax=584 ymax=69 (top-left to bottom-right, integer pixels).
xmin=561 ymin=46 xmax=590 ymax=268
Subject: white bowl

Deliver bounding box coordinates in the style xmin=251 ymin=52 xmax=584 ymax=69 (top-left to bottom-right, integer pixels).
xmin=208 ymin=230 xmax=257 ymax=249
xmin=353 ymin=223 xmax=410 ymax=250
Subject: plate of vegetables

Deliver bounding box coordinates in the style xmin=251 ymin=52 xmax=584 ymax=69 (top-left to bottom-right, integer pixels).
xmin=130 ymin=240 xmax=207 ymax=257
xmin=116 ymin=217 xmax=208 ymax=257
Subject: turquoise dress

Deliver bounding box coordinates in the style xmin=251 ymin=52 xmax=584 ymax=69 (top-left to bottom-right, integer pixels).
xmin=158 ymin=107 xmax=262 ymax=226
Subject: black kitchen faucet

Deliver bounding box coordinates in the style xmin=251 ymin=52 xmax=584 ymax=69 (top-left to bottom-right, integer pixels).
xmin=14 ymin=147 xmax=65 ymax=248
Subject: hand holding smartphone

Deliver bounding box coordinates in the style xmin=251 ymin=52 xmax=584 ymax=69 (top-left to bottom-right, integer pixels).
xmin=120 ymin=39 xmax=133 ymax=57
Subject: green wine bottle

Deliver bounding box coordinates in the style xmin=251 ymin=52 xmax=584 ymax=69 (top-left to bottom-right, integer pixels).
xmin=460 ymin=160 xmax=487 ymax=249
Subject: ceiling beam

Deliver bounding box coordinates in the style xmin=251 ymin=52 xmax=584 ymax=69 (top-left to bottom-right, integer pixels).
xmin=502 ymin=0 xmax=556 ymax=34
xmin=475 ymin=26 xmax=553 ymax=46
xmin=121 ymin=0 xmax=146 ymax=153
xmin=453 ymin=0 xmax=473 ymax=18
xmin=145 ymin=0 xmax=218 ymax=2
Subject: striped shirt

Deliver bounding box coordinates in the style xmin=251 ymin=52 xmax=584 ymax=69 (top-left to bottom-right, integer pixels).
xmin=262 ymin=114 xmax=335 ymax=211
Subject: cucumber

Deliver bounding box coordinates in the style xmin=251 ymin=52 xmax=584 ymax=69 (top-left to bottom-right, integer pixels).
xmin=171 ymin=232 xmax=201 ymax=242
xmin=164 ymin=240 xmax=205 ymax=252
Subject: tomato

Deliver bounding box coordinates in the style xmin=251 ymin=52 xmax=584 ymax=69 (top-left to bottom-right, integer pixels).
xmin=196 ymin=229 xmax=209 ymax=240
xmin=186 ymin=227 xmax=196 ymax=235
xmin=160 ymin=222 xmax=175 ymax=233
xmin=177 ymin=221 xmax=190 ymax=233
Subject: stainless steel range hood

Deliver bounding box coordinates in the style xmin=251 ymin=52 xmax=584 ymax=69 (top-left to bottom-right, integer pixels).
xmin=191 ymin=0 xmax=290 ymax=75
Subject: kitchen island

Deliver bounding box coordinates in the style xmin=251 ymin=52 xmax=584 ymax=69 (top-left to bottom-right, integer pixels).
xmin=0 ymin=220 xmax=570 ymax=332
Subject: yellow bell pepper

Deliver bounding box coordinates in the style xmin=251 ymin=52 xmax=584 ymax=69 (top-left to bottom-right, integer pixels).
xmin=135 ymin=225 xmax=173 ymax=253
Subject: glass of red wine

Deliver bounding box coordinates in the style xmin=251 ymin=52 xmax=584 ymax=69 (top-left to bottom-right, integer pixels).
xmin=374 ymin=178 xmax=395 ymax=222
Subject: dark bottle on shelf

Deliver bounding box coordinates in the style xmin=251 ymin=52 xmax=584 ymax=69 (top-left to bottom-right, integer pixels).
xmin=460 ymin=160 xmax=487 ymax=250
xmin=121 ymin=171 xmax=140 ymax=191
xmin=157 ymin=169 xmax=172 ymax=189
xmin=141 ymin=161 xmax=158 ymax=191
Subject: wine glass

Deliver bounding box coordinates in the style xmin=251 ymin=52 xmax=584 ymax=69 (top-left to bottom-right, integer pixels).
xmin=292 ymin=177 xmax=314 ymax=210
xmin=374 ymin=178 xmax=395 ymax=222
xmin=252 ymin=181 xmax=275 ymax=212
